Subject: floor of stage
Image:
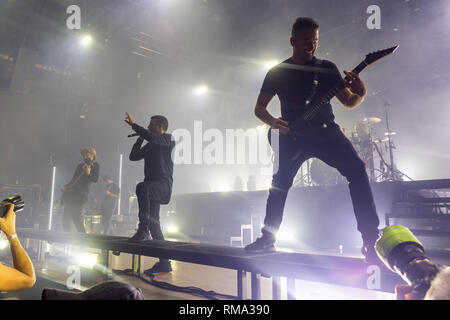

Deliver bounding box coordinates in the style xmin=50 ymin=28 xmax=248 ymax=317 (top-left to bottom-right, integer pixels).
xmin=34 ymin=253 xmax=397 ymax=300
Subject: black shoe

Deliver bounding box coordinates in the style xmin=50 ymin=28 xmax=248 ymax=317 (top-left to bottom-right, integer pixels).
xmin=128 ymin=230 xmax=150 ymax=242
xmin=144 ymin=261 xmax=172 ymax=275
xmin=245 ymin=236 xmax=276 ymax=253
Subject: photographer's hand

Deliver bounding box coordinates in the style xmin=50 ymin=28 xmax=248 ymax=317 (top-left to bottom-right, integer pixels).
xmin=0 ymin=203 xmax=36 ymax=291
xmin=0 ymin=203 xmax=16 ymax=237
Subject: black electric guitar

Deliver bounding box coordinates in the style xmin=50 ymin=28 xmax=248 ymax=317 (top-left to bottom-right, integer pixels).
xmin=268 ymin=45 xmax=399 ymax=151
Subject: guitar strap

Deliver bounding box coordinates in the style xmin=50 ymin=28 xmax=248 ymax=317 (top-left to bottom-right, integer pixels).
xmin=289 ymin=57 xmax=323 ymax=163
xmin=305 ymin=56 xmax=322 ymax=107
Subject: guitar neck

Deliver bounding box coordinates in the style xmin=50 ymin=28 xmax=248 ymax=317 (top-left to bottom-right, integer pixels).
xmin=302 ymin=61 xmax=368 ymax=121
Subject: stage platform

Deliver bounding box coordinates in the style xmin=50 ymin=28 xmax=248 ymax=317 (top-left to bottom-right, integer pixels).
xmin=15 ymin=228 xmax=407 ymax=300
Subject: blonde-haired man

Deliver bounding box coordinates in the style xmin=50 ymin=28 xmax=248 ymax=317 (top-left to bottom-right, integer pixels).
xmin=61 ymin=147 xmax=99 ymax=233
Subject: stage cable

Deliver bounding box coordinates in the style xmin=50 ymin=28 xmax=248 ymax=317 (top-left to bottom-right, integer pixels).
xmin=113 ymin=268 xmax=239 ymax=300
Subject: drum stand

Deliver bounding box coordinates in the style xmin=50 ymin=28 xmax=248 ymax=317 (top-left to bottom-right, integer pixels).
xmin=376 ymin=96 xmax=412 ymax=181
xmin=383 ymin=98 xmax=397 ymax=181
xmin=293 ymin=159 xmax=312 ymax=187
xmin=365 ymin=129 xmax=376 ymax=182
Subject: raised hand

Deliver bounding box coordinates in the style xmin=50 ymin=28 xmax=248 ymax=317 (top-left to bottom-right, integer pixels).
xmin=124 ymin=112 xmax=135 ymax=126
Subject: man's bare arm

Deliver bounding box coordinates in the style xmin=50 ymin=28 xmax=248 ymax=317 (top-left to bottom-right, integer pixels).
xmin=254 ymin=92 xmax=290 ymax=134
xmin=336 ymin=87 xmax=365 ymax=109
xmin=106 ymin=190 xmax=120 ymax=200
xmin=336 ymin=71 xmax=367 ymax=109
xmin=254 ymin=92 xmax=275 ymax=125
xmin=0 ymin=204 xmax=36 ymax=291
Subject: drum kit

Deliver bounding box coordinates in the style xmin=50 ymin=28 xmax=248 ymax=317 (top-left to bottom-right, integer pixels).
xmin=347 ymin=117 xmax=397 ymax=182
xmin=295 ymin=116 xmax=402 ymax=187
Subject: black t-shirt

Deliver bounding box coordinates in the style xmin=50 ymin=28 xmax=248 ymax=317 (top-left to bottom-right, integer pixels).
xmin=103 ymin=182 xmax=120 ymax=207
xmin=65 ymin=162 xmax=100 ymax=196
xmin=261 ymin=57 xmax=342 ymax=124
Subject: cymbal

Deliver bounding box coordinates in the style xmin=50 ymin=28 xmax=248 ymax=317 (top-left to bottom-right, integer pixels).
xmin=360 ymin=117 xmax=382 ymax=125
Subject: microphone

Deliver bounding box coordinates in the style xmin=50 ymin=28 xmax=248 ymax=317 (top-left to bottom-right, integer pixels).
xmin=127 ymin=133 xmax=140 ymax=138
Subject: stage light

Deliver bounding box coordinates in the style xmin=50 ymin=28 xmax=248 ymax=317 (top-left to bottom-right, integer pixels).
xmin=264 ymin=60 xmax=279 ymax=69
xmin=118 ymin=154 xmax=123 ymax=215
xmin=277 ymin=229 xmax=296 ymax=242
xmin=48 ymin=166 xmax=56 ymax=231
xmin=46 ymin=166 xmax=56 ymax=253
xmin=256 ymin=125 xmax=267 ymax=130
xmin=216 ymin=185 xmax=231 ymax=192
xmin=80 ymin=34 xmax=93 ymax=47
xmin=194 ymin=85 xmax=208 ymax=95
xmin=167 ymin=225 xmax=179 ymax=233
xmin=76 ymin=252 xmax=98 ymax=269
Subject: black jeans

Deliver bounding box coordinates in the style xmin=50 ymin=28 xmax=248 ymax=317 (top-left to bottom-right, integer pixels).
xmin=136 ymin=180 xmax=171 ymax=263
xmin=263 ymin=123 xmax=380 ymax=244
xmin=63 ymin=192 xmax=86 ymax=233
xmin=101 ymin=202 xmax=115 ymax=234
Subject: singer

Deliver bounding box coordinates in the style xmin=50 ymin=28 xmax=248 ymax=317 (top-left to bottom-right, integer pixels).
xmin=60 ymin=147 xmax=99 ymax=233
xmin=124 ymin=112 xmax=175 ymax=274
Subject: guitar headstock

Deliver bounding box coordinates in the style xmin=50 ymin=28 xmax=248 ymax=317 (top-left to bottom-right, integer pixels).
xmin=365 ymin=45 xmax=399 ymax=66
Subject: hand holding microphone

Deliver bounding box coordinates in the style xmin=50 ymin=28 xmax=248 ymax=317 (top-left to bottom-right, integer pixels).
xmin=82 ymin=163 xmax=91 ymax=175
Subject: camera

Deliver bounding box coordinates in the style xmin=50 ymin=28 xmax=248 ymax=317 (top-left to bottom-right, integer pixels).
xmin=1 ymin=195 xmax=25 ymax=217
xmin=375 ymin=225 xmax=444 ymax=299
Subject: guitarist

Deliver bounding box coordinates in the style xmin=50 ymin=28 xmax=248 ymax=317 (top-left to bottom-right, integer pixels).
xmin=61 ymin=147 xmax=100 ymax=233
xmin=245 ymin=17 xmax=380 ymax=263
